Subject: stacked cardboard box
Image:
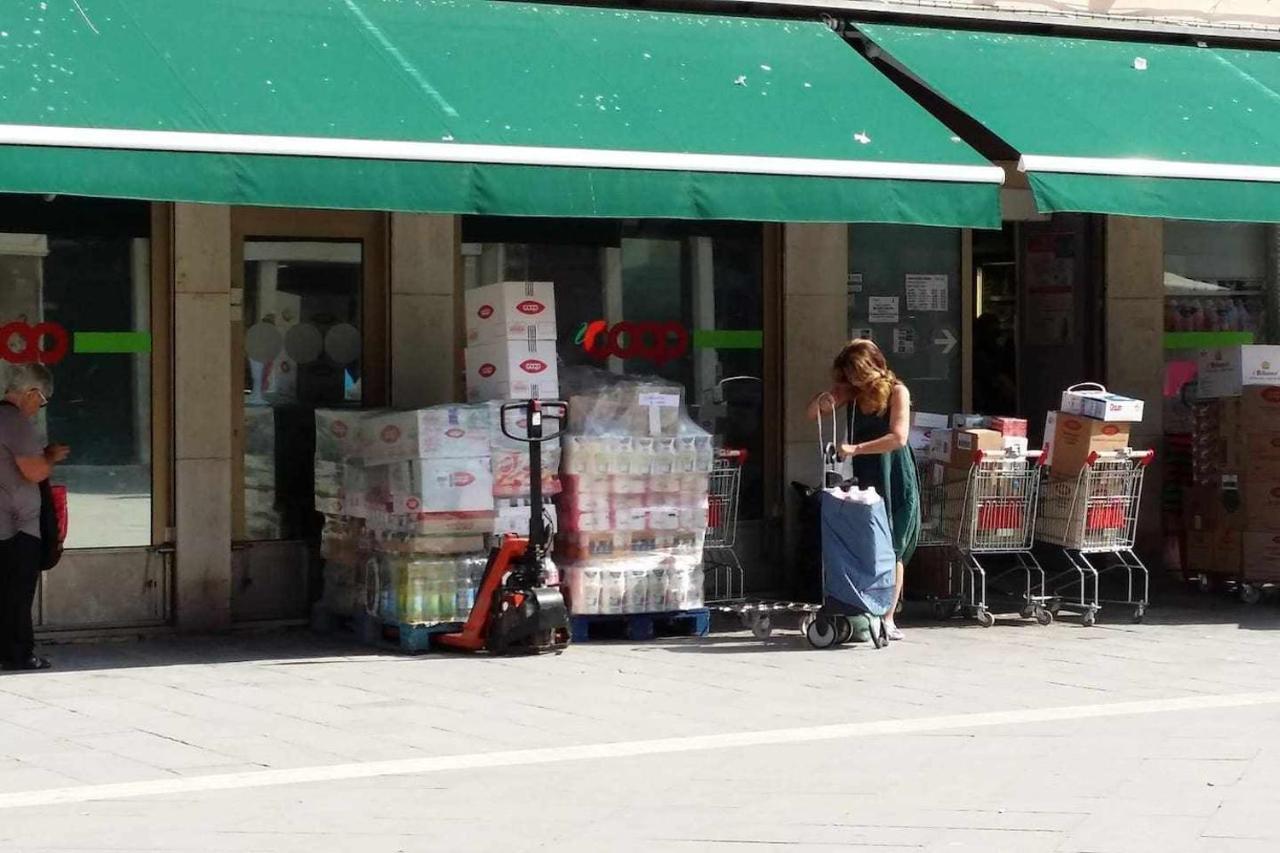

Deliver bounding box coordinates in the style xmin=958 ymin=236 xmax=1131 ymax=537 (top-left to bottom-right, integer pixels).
xmin=464 ymin=282 xmax=559 ymax=403
xmin=1189 ymin=346 xmax=1280 ymax=581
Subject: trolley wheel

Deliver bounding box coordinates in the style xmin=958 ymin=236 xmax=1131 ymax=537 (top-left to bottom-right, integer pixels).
xmin=1035 ymin=607 xmax=1054 ymax=627
xmin=1019 ymin=604 xmax=1035 ymax=620
xmin=870 ymin=619 xmax=887 ymax=650
xmin=805 ymin=615 xmax=838 ymax=649
xmin=1241 ymin=584 xmax=1263 ymax=606
xmin=1132 ymin=605 xmax=1146 ymax=624
xmin=799 ymin=613 xmax=816 ymax=636
xmin=931 ymin=601 xmax=949 ymax=621
xmin=975 ymin=609 xmax=995 ymax=629
xmin=1081 ymin=610 xmax=1097 ymax=628
xmin=834 ymin=618 xmax=854 ymax=645
xmin=1047 ymin=599 xmax=1062 ymax=616
xmin=751 ymin=615 xmax=773 ymax=640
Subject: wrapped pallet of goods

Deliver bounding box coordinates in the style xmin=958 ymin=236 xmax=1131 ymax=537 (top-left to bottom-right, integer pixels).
xmin=554 ymin=371 xmax=713 ymax=620
xmin=314 ymin=408 xmax=376 ymax=620
xmin=360 ymin=404 xmax=495 ymax=631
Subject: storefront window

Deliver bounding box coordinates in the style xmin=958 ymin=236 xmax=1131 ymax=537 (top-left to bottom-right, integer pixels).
xmin=1163 ymin=221 xmax=1273 ymax=435
xmin=848 ymin=225 xmax=963 ymax=414
xmin=0 ymin=196 xmax=152 ymax=549
xmin=461 ymin=219 xmax=766 ymax=523
xmin=241 ymin=240 xmax=363 ymax=541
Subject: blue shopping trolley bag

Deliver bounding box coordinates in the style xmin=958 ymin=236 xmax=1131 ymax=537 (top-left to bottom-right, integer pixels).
xmin=819 ymin=485 xmax=897 ymax=618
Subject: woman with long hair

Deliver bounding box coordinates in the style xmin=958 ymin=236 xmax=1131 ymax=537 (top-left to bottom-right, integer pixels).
xmin=807 ymin=339 xmax=921 ymax=641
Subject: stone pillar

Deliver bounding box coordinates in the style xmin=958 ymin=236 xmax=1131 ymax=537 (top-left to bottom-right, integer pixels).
xmin=173 ymin=204 xmax=233 ymax=631
xmin=1104 ymin=216 xmax=1164 ymax=557
xmin=390 ymin=214 xmax=461 ymax=407
xmin=782 ymin=224 xmax=849 ymax=563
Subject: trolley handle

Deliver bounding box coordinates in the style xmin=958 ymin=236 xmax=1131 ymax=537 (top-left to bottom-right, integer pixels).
xmin=1083 ymin=448 xmax=1156 ymax=468
xmin=1064 ymin=382 xmax=1108 ymax=394
xmin=499 ymin=399 xmax=567 ymax=444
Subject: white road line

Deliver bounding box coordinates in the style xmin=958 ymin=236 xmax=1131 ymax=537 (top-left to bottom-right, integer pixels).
xmin=1 ymin=690 xmax=1277 ymax=810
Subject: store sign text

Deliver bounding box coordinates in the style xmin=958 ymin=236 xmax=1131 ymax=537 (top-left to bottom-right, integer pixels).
xmin=575 ymin=320 xmax=689 ymax=365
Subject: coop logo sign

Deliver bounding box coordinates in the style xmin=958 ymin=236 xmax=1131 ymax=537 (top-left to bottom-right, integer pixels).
xmin=0 ymin=321 xmax=70 ymax=365
xmin=575 ymin=320 xmax=689 ymax=365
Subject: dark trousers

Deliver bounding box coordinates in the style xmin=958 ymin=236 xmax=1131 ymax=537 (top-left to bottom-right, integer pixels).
xmin=0 ymin=533 xmax=40 ymax=664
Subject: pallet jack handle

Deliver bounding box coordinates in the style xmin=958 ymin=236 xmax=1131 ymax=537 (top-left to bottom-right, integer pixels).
xmin=499 ymin=399 xmax=567 ymax=557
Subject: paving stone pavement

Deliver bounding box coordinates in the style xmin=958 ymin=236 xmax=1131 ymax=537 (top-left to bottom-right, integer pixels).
xmin=0 ymin=597 xmax=1279 ymax=852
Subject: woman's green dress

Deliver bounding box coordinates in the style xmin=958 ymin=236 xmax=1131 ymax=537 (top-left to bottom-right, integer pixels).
xmin=848 ymin=404 xmax=921 ymax=565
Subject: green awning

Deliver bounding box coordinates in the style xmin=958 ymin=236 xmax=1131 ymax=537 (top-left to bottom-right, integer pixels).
xmin=0 ymin=1 xmax=1001 ymax=227
xmin=858 ymin=24 xmax=1280 ymax=223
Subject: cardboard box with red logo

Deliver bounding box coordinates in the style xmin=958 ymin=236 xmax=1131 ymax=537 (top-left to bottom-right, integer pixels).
xmin=377 ymin=456 xmax=494 ymax=514
xmin=360 ymin=405 xmax=492 ymax=465
xmin=1044 ymin=411 xmax=1131 ymax=477
xmin=464 ymin=281 xmax=557 ymax=345
xmin=465 ymin=339 xmax=560 ymax=403
xmin=1197 ymin=345 xmax=1280 ymax=398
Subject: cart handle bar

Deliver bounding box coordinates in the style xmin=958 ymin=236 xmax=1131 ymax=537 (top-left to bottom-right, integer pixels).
xmin=1083 ymin=448 xmax=1156 ymax=468
xmin=499 ymin=399 xmax=567 ymax=444
xmin=972 ymin=449 xmax=1046 ymax=467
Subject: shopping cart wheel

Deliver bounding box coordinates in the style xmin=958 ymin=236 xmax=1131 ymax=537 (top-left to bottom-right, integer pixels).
xmin=1132 ymin=605 xmax=1146 ymax=624
xmin=805 ymin=615 xmax=838 ymax=649
xmin=1034 ymin=607 xmax=1054 ymax=627
xmin=800 ymin=613 xmax=816 ymax=636
xmin=975 ymin=609 xmax=995 ymax=629
xmin=1019 ymin=604 xmax=1035 ymax=620
xmin=750 ymin=615 xmax=773 ymax=640
xmin=834 ymin=618 xmax=854 ymax=645
xmin=1047 ymin=599 xmax=1062 ymax=616
xmin=1081 ymin=610 xmax=1097 ymax=628
xmin=1241 ymin=584 xmax=1263 ymax=606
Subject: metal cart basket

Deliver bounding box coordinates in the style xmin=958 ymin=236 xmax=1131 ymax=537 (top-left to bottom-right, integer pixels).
xmin=1037 ymin=449 xmax=1153 ymax=626
xmin=943 ymin=449 xmax=1053 ymax=628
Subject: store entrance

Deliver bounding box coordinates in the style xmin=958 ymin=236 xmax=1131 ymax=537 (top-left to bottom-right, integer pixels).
xmin=973 ymin=225 xmax=1018 ymax=418
xmin=229 ymin=209 xmax=387 ymax=623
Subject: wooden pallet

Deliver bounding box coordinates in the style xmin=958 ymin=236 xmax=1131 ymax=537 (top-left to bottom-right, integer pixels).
xmin=569 ymin=608 xmax=711 ymax=643
xmin=311 ymin=604 xmax=461 ymax=654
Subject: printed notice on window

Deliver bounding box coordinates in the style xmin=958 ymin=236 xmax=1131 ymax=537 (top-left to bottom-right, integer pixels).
xmin=905 ymin=274 xmax=948 ymax=312
xmin=893 ymin=326 xmax=916 ymax=355
xmin=868 ymin=296 xmax=900 ymax=324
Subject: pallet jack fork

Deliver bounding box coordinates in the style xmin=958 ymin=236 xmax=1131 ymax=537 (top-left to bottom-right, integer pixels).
xmin=436 ymin=399 xmax=571 ymax=655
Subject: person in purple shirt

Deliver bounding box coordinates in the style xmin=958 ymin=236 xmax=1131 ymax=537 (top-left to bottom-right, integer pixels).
xmin=0 ymin=364 xmax=69 ymax=671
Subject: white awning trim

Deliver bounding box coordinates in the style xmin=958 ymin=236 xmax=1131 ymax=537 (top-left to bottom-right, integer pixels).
xmin=1021 ymin=154 xmax=1280 ymax=183
xmin=0 ymin=123 xmax=1006 ymax=184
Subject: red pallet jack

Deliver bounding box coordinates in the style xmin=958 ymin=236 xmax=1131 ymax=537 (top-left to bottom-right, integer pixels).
xmin=437 ymin=399 xmax=571 ymax=655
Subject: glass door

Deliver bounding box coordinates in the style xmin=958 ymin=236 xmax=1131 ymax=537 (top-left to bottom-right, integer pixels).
xmin=230 ymin=209 xmax=386 ymax=622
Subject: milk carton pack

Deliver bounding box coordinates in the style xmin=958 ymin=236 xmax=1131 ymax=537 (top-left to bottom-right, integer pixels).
xmin=1197 ymin=345 xmax=1280 ymax=398
xmin=465 ymin=339 xmax=560 ymax=402
xmin=378 ymin=457 xmax=494 ymax=514
xmin=465 ymin=281 xmax=557 ymax=345
xmin=361 ymin=405 xmax=491 ymax=465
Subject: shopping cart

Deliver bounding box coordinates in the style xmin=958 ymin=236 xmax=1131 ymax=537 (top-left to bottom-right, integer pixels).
xmin=1037 ymin=449 xmax=1153 ymax=626
xmin=703 ymin=448 xmax=747 ymax=604
xmin=944 ymin=449 xmax=1053 ymax=627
